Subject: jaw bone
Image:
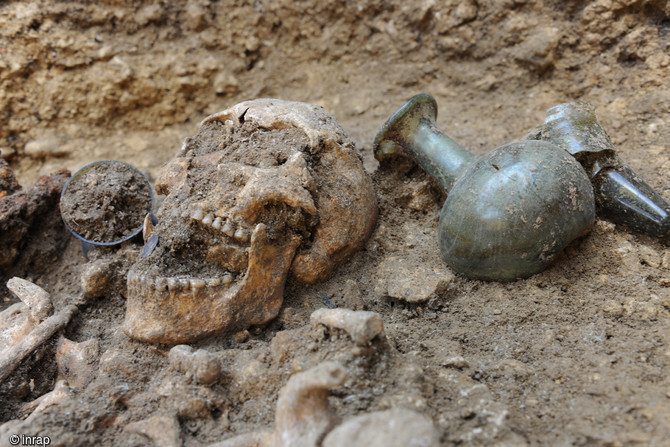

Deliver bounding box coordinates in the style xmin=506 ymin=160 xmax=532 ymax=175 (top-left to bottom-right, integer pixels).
xmin=123 ymin=223 xmax=300 ymax=344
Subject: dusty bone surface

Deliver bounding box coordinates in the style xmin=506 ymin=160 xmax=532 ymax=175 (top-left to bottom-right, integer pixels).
xmin=168 ymin=344 xmax=221 ymax=385
xmin=310 ymin=308 xmax=384 ymax=346
xmin=322 ymin=407 xmax=440 ymax=447
xmin=211 ymin=358 xmax=442 ymax=447
xmin=124 ymin=415 xmax=183 ymax=447
xmin=55 ymin=338 xmax=100 ymax=390
xmin=0 ymin=304 xmax=77 ymax=384
xmin=19 ymin=379 xmax=73 ymax=423
xmin=0 ymin=278 xmax=54 ymax=359
xmin=6 ymin=277 xmax=53 ymax=323
xmin=124 ymin=98 xmax=377 ymax=344
xmin=212 ymin=361 xmax=346 ymax=447
xmin=0 ymin=279 xmax=78 ymax=384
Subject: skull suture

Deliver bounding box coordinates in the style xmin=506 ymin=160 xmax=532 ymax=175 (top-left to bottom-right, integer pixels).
xmin=124 ymin=99 xmax=378 ymax=344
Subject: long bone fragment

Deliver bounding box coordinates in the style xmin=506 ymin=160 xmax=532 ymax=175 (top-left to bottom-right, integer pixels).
xmin=7 ymin=277 xmax=53 ymax=323
xmin=275 ymin=361 xmax=346 ymax=447
xmin=0 ymin=305 xmax=78 ymax=383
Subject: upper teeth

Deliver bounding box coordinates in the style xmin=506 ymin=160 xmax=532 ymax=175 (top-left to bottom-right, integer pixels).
xmin=189 ymin=207 xmax=250 ymax=243
xmin=191 ymin=208 xmax=204 ymax=221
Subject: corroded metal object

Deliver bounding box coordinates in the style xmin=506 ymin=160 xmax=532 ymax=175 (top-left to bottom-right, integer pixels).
xmin=374 ymin=94 xmax=595 ymax=282
xmin=526 ymin=102 xmax=670 ymax=240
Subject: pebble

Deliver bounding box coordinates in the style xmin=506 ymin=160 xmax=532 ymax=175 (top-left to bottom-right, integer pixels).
xmin=81 ymin=259 xmax=115 ymax=299
xmin=442 ymin=356 xmax=469 ymax=369
xmin=135 ymin=4 xmax=163 ymax=26
xmin=23 ymin=134 xmax=69 ymax=158
xmin=1 ymin=147 xmax=16 ymax=159
xmin=213 ymin=72 xmax=240 ymax=95
xmin=185 ymin=1 xmax=207 ymax=31
xmin=638 ymin=245 xmax=661 ymax=268
xmin=396 ymin=178 xmax=440 ymax=212
xmin=661 ymin=251 xmax=670 ymax=270
xmin=376 ymin=256 xmax=453 ymax=303
xmin=341 ymin=279 xmax=365 ymax=310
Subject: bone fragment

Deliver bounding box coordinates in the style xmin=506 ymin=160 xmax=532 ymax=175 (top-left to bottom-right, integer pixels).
xmin=322 ymin=408 xmax=440 ymax=447
xmin=7 ymin=277 xmax=53 ymax=323
xmin=0 ymin=305 xmax=78 ymax=383
xmin=210 ymin=361 xmax=346 ymax=447
xmin=311 ymin=308 xmax=384 ymax=346
xmin=56 ymin=338 xmax=100 ymax=389
xmin=208 ymin=431 xmax=273 ymax=447
xmin=274 ymin=361 xmax=346 ymax=447
xmin=0 ymin=303 xmax=35 ymax=357
xmin=168 ymin=345 xmax=221 ymax=385
xmin=20 ymin=379 xmax=73 ymax=422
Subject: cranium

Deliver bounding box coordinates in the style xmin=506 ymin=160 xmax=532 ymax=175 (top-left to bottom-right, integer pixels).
xmin=124 ymin=99 xmax=377 ymax=344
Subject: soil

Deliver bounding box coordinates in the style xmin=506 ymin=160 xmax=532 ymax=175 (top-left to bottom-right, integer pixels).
xmin=1 ymin=1 xmax=669 ymax=446
xmin=60 ymin=162 xmax=152 ymax=243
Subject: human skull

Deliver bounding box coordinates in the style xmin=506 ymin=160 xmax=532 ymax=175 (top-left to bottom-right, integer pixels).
xmin=124 ymin=99 xmax=377 ymax=344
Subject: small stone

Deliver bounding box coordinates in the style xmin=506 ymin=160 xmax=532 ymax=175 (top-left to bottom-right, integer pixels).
xmin=244 ymin=36 xmax=260 ymax=52
xmin=23 ymin=133 xmax=69 ymax=158
xmin=135 ymin=4 xmax=163 ymax=26
xmin=341 ymin=279 xmax=365 ymax=310
xmin=177 ymin=396 xmax=211 ymax=419
xmin=442 ymin=356 xmax=469 ymax=369
xmin=661 ymin=251 xmax=670 ymax=270
xmin=395 ymin=178 xmax=441 ymax=211
xmin=192 ymin=349 xmax=221 ymax=385
xmin=603 ymin=300 xmax=624 ymax=316
xmin=377 ymin=256 xmax=453 ymax=303
xmin=1 ymin=147 xmax=16 ymax=160
xmin=213 ymin=72 xmax=240 ymax=95
xmin=81 ymin=259 xmax=115 ymax=299
xmin=167 ymin=345 xmax=193 ymax=370
xmin=185 ymin=1 xmax=207 ymax=31
xmin=638 ymin=245 xmax=661 ymax=268
xmin=233 ymin=329 xmax=250 ymax=343
xmin=614 ymin=237 xmax=641 ymax=275
xmin=513 ymin=26 xmax=561 ymax=71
